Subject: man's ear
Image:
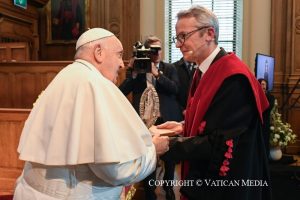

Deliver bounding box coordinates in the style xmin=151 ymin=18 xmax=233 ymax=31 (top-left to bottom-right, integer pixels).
xmin=206 ymin=27 xmax=216 ymax=42
xmin=94 ymin=45 xmax=103 ymax=63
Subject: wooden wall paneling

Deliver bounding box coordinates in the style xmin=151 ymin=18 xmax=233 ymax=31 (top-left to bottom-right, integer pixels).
xmin=0 ymin=60 xmax=128 ymax=108
xmin=271 ymin=0 xmax=300 ymax=153
xmin=0 ymin=46 xmax=6 ymax=61
xmin=294 ymin=1 xmax=300 ymax=74
xmin=0 ymin=72 xmax=11 ymax=108
xmin=287 ymin=103 xmax=300 ymax=153
xmin=105 ymin=0 xmax=121 ymax=38
xmin=0 ymin=109 xmax=30 ymax=195
xmin=10 ymin=43 xmax=30 ymax=61
xmin=0 ymin=61 xmax=69 ymax=108
xmin=121 ymin=0 xmax=141 ymax=60
xmin=92 ymin=0 xmax=140 ymax=60
xmin=271 ymin=0 xmax=288 ymax=102
xmin=0 ymin=0 xmax=40 ymax=60
xmin=270 ymin=0 xmax=288 ymax=112
xmin=14 ymin=72 xmax=37 ymax=108
xmin=89 ymin=0 xmax=105 ymax=28
xmin=286 ymin=0 xmax=300 ymax=152
xmin=30 ymin=0 xmax=50 ymax=8
xmin=0 ymin=42 xmax=30 ymax=62
xmin=98 ymin=0 xmax=140 ymax=60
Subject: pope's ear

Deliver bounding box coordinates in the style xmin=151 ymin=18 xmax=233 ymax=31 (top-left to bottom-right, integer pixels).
xmin=94 ymin=44 xmax=104 ymax=63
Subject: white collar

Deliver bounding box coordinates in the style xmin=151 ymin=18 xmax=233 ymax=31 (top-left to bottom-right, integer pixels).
xmin=156 ymin=62 xmax=160 ymax=69
xmin=198 ymin=46 xmax=221 ymax=75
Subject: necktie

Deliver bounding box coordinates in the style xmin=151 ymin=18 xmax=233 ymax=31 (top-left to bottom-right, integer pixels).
xmin=190 ymin=69 xmax=202 ymax=96
xmin=187 ymin=63 xmax=196 ymax=78
xmin=188 ymin=63 xmax=193 ymax=71
xmin=195 ymin=69 xmax=202 ymax=85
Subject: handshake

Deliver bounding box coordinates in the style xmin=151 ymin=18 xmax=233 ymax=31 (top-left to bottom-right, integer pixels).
xmin=150 ymin=121 xmax=184 ymax=155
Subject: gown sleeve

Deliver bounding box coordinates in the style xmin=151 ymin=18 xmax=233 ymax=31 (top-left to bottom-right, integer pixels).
xmin=88 ymin=145 xmax=157 ymax=186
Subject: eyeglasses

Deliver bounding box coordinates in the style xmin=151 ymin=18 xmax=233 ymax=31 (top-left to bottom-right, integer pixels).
xmin=172 ymin=26 xmax=211 ymax=45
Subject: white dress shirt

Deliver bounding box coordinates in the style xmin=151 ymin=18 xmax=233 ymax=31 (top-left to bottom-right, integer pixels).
xmin=198 ymin=46 xmax=221 ymax=76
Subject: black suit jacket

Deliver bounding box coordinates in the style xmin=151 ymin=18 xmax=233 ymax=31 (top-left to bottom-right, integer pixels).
xmin=173 ymin=58 xmax=195 ymax=117
xmin=119 ymin=61 xmax=182 ymax=122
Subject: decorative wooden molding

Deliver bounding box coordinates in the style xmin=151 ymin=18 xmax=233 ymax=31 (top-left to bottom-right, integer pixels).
xmin=29 ymin=0 xmax=50 ymax=8
xmin=0 ymin=42 xmax=30 ymax=62
xmin=0 ymin=1 xmax=39 ymax=60
xmin=295 ymin=16 xmax=300 ymax=34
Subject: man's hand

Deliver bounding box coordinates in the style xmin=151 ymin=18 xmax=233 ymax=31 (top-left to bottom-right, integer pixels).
xmin=156 ymin=121 xmax=183 ymax=134
xmin=151 ymin=62 xmax=159 ymax=77
xmin=152 ymin=134 xmax=169 ymax=155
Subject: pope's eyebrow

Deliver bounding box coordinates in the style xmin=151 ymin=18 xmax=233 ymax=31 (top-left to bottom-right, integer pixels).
xmin=117 ymin=50 xmax=123 ymax=58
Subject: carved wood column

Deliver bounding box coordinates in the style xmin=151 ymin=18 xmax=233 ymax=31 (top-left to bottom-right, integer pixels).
xmin=89 ymin=0 xmax=140 ymax=84
xmin=271 ymin=0 xmax=300 ymax=153
xmin=90 ymin=0 xmax=140 ymax=60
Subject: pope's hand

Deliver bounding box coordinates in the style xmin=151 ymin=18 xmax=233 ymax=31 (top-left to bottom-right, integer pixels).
xmin=156 ymin=121 xmax=183 ymax=134
xmin=152 ymin=134 xmax=169 ymax=155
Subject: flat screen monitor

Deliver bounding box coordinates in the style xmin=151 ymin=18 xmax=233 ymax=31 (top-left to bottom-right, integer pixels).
xmin=255 ymin=53 xmax=275 ymax=91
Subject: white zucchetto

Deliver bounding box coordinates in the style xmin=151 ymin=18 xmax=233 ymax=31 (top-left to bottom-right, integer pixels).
xmin=76 ymin=28 xmax=114 ymax=50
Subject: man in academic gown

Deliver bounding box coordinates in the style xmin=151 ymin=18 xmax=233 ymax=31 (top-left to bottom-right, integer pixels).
xmin=13 ymin=28 xmax=169 ymax=200
xmin=156 ymin=6 xmax=272 ymax=200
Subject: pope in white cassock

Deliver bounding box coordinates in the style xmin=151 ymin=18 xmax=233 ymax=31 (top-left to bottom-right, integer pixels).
xmin=13 ymin=28 xmax=169 ymax=200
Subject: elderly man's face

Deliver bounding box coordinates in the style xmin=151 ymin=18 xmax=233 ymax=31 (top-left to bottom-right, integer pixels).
xmin=100 ymin=37 xmax=125 ymax=84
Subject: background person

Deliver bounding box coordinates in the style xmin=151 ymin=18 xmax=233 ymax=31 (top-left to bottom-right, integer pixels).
xmin=258 ymin=78 xmax=275 ymax=158
xmin=119 ymin=35 xmax=181 ymax=200
xmin=13 ymin=28 xmax=169 ymax=200
xmin=119 ymin=36 xmax=182 ymax=123
xmin=173 ymin=57 xmax=196 ymax=117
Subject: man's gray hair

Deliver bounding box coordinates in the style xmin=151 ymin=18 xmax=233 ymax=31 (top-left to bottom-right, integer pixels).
xmin=177 ymin=5 xmax=219 ymax=44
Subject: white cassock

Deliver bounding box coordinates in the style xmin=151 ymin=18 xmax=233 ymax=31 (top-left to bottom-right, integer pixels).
xmin=13 ymin=59 xmax=157 ymax=200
